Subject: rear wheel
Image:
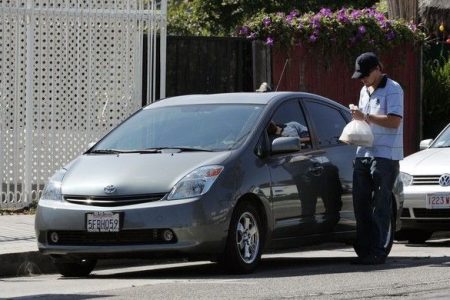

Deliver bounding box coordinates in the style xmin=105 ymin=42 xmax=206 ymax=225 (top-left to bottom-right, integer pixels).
xmin=220 ymin=202 xmax=263 ymax=274
xmin=53 ymin=256 xmax=97 ymax=277
xmin=395 ymin=229 xmax=433 ymax=244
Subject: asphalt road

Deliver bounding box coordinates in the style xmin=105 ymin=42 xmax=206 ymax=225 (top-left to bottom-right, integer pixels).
xmin=1 ymin=239 xmax=449 ymax=299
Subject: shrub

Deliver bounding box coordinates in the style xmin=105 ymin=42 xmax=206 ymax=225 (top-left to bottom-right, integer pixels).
xmin=238 ymin=7 xmax=425 ymax=62
xmin=423 ymin=51 xmax=450 ymax=138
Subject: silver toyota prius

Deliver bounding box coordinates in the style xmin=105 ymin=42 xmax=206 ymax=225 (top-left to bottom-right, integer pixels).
xmin=35 ymin=92 xmax=404 ymax=276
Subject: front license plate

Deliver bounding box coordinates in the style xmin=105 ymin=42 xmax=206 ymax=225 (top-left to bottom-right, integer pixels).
xmin=426 ymin=193 xmax=450 ymax=209
xmin=86 ymin=212 xmax=121 ymax=232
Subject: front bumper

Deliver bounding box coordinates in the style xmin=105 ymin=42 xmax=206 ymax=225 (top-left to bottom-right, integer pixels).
xmin=400 ymin=185 xmax=450 ymax=231
xmin=35 ymin=197 xmax=231 ymax=258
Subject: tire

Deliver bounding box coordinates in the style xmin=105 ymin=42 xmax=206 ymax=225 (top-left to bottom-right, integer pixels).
xmin=53 ymin=256 xmax=97 ymax=277
xmin=220 ymin=201 xmax=263 ymax=274
xmin=395 ymin=229 xmax=433 ymax=244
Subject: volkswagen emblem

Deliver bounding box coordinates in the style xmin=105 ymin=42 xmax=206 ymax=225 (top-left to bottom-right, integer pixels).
xmin=104 ymin=185 xmax=117 ymax=194
xmin=439 ymin=174 xmax=450 ymax=187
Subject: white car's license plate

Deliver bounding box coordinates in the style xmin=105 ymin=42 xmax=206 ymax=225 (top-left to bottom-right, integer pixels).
xmin=86 ymin=212 xmax=121 ymax=232
xmin=426 ymin=193 xmax=450 ymax=209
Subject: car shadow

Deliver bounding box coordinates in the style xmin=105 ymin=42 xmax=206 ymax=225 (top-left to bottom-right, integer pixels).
xmin=86 ymin=254 xmax=450 ymax=280
xmin=398 ymin=239 xmax=450 ymax=248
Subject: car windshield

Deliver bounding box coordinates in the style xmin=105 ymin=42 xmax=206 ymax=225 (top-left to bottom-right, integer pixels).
xmin=91 ymin=104 xmax=264 ymax=152
xmin=431 ymin=124 xmax=450 ymax=148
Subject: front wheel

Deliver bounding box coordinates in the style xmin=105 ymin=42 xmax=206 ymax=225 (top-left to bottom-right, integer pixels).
xmin=220 ymin=202 xmax=263 ymax=274
xmin=53 ymin=256 xmax=97 ymax=277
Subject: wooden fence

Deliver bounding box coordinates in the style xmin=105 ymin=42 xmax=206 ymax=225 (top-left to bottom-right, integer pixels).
xmin=272 ymin=45 xmax=422 ymax=156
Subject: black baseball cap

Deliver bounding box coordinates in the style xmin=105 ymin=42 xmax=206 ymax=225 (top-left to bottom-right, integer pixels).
xmin=351 ymin=52 xmax=380 ymax=79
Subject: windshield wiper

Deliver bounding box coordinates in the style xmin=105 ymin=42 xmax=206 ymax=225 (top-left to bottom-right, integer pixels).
xmin=145 ymin=147 xmax=213 ymax=152
xmin=89 ymin=149 xmax=125 ymax=154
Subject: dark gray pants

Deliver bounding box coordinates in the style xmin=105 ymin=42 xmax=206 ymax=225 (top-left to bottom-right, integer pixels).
xmin=352 ymin=157 xmax=399 ymax=257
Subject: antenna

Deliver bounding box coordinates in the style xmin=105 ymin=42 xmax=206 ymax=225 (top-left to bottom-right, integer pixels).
xmin=275 ymin=58 xmax=289 ymax=91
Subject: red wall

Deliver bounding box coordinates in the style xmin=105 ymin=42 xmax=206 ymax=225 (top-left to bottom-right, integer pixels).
xmin=272 ymin=46 xmax=421 ymax=156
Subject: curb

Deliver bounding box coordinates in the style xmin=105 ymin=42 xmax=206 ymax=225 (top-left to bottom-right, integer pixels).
xmin=0 ymin=251 xmax=55 ymax=277
xmin=0 ymin=251 xmax=186 ymax=278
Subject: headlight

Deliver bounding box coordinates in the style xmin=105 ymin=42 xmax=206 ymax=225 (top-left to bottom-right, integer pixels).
xmin=399 ymin=172 xmax=413 ymax=186
xmin=41 ymin=169 xmax=67 ymax=201
xmin=167 ymin=165 xmax=224 ymax=200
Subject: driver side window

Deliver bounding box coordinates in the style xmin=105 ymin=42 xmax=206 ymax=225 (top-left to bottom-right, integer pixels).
xmin=268 ymin=100 xmax=311 ymax=150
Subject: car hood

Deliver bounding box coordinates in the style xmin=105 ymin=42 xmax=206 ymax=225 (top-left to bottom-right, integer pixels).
xmin=400 ymin=148 xmax=450 ymax=175
xmin=61 ymin=151 xmax=232 ymax=196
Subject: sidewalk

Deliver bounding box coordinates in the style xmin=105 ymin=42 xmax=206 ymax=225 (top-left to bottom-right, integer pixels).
xmin=0 ymin=214 xmax=56 ymax=277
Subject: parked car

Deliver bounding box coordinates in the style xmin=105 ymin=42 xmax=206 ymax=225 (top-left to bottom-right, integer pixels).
xmin=35 ymin=92 xmax=403 ymax=276
xmin=397 ymin=123 xmax=450 ymax=243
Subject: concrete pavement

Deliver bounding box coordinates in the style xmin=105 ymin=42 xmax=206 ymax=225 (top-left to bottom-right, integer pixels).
xmin=0 ymin=214 xmax=56 ymax=277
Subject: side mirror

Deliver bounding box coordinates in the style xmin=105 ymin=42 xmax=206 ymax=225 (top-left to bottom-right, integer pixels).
xmin=419 ymin=139 xmax=433 ymax=150
xmin=271 ymin=137 xmax=301 ymax=154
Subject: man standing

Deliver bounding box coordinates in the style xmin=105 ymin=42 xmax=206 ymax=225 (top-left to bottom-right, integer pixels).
xmin=350 ymin=52 xmax=403 ymax=265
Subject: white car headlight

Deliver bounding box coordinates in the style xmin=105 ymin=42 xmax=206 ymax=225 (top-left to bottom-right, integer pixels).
xmin=41 ymin=169 xmax=67 ymax=201
xmin=167 ymin=165 xmax=224 ymax=200
xmin=399 ymin=172 xmax=413 ymax=187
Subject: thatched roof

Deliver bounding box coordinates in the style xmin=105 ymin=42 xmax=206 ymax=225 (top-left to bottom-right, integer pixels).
xmin=419 ymin=0 xmax=450 ymax=38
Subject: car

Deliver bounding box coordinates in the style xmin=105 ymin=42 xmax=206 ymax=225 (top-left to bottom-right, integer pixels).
xmin=35 ymin=92 xmax=403 ymax=276
xmin=397 ymin=123 xmax=450 ymax=243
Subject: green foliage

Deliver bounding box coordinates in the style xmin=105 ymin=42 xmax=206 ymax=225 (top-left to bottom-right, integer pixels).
xmin=423 ymin=52 xmax=450 ymax=138
xmin=239 ymin=7 xmax=425 ymax=63
xmin=168 ymin=0 xmax=378 ymax=37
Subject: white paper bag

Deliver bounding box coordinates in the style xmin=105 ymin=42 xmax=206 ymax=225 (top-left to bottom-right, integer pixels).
xmin=339 ymin=120 xmax=374 ymax=147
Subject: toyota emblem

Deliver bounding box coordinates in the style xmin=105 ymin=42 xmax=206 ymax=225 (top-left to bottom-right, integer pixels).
xmin=104 ymin=185 xmax=117 ymax=194
xmin=439 ymin=174 xmax=450 ymax=187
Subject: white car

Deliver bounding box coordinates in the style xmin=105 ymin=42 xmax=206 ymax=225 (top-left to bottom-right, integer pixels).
xmin=398 ymin=123 xmax=450 ymax=243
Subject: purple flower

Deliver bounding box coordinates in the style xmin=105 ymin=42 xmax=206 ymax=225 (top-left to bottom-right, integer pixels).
xmin=289 ymin=10 xmax=299 ymax=18
xmin=239 ymin=26 xmax=249 ymax=36
xmin=309 ymin=34 xmax=318 ymax=43
xmin=386 ymin=31 xmax=396 ymax=41
xmin=350 ymin=10 xmax=362 ymax=20
xmin=263 ymin=17 xmax=271 ymax=27
xmin=358 ymin=25 xmax=366 ymax=34
xmin=286 ymin=14 xmax=294 ymax=23
xmin=265 ymin=37 xmax=274 ymax=46
xmin=319 ymin=8 xmax=332 ymax=18
xmin=365 ymin=7 xmax=376 ymax=17
xmin=337 ymin=9 xmax=349 ymax=23
xmin=311 ymin=16 xmax=321 ymax=29
xmin=375 ymin=12 xmax=386 ymax=22
xmin=408 ymin=22 xmax=417 ymax=32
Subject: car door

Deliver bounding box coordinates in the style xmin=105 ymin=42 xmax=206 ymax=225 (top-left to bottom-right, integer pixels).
xmin=266 ymin=99 xmax=324 ymax=240
xmin=302 ymin=98 xmax=357 ymax=234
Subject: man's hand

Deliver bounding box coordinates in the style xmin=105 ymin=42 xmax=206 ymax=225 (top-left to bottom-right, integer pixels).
xmin=350 ymin=104 xmax=365 ymax=121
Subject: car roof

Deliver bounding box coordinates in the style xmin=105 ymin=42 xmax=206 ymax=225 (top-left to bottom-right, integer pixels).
xmin=144 ymin=92 xmax=340 ymax=109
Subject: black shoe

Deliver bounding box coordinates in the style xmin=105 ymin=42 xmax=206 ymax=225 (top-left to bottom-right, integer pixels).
xmin=351 ymin=255 xmax=386 ymax=265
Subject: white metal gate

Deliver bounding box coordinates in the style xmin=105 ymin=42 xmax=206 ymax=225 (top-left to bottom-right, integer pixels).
xmin=0 ymin=0 xmax=167 ymax=209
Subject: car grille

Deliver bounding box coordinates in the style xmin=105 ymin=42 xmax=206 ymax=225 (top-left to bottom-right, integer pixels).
xmin=413 ymin=208 xmax=450 ymax=218
xmin=412 ymin=175 xmax=440 ymax=185
xmin=46 ymin=229 xmax=176 ymax=245
xmin=64 ymin=193 xmax=166 ymax=207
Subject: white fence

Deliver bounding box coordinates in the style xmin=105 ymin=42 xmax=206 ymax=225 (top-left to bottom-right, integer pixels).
xmin=0 ymin=0 xmax=167 ymax=209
